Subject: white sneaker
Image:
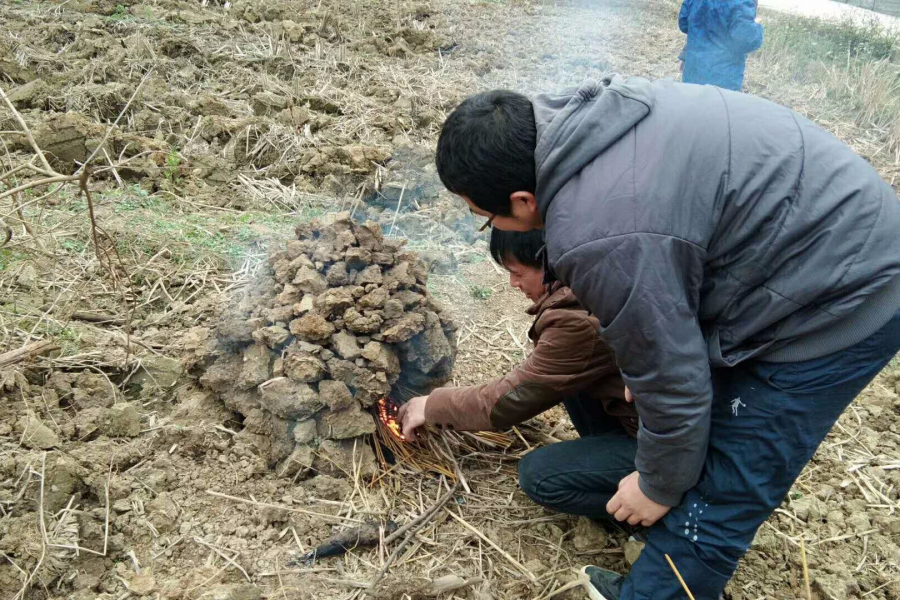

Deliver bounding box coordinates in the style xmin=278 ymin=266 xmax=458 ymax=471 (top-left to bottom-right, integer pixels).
xmin=581 ymin=565 xmax=625 ymax=600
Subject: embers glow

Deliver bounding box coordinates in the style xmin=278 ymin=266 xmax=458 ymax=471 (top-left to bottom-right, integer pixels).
xmin=377 ymin=397 xmax=406 ymax=441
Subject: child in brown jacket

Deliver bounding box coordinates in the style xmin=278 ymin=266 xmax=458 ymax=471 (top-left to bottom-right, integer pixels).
xmin=400 ymin=229 xmax=639 ymax=519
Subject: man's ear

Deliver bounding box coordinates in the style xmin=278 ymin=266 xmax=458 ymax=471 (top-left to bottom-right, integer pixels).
xmin=510 ymin=191 xmax=537 ymax=211
xmin=509 ymin=191 xmax=541 ymax=227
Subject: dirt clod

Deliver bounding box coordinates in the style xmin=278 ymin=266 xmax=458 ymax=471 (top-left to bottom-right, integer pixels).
xmin=133 ymin=356 xmax=183 ymax=389
xmin=258 ymin=377 xmax=323 ymax=420
xmin=317 ymin=403 xmax=377 ymax=439
xmin=20 ymin=413 xmax=59 ymax=449
xmin=127 ymin=571 xmax=157 ymax=595
xmin=290 ymin=313 xmax=336 ymax=342
xmin=572 ymin=517 xmax=609 ymax=553
xmin=623 ymin=539 xmax=645 ymax=565
xmin=198 ymin=584 xmax=262 ymax=600
xmin=105 ymin=404 xmax=141 ymax=437
xmin=314 ymin=439 xmax=378 ymax=478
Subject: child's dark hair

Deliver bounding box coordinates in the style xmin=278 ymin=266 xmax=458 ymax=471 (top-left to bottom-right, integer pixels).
xmin=436 ymin=90 xmax=537 ymax=216
xmin=489 ymin=228 xmax=544 ymax=269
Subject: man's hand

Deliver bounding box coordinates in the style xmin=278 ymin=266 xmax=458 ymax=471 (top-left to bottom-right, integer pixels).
xmin=397 ymin=395 xmax=428 ymax=441
xmin=624 ymin=387 xmax=634 ymax=403
xmin=606 ymin=472 xmax=671 ymax=527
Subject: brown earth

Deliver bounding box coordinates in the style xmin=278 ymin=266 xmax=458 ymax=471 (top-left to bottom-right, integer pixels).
xmin=1 ymin=0 xmax=899 ymax=599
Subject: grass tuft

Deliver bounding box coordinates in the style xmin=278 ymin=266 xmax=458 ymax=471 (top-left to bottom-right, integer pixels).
xmin=755 ymin=12 xmax=900 ymax=159
xmin=759 ymin=14 xmax=897 ymax=70
xmin=0 ymin=248 xmax=26 ymax=272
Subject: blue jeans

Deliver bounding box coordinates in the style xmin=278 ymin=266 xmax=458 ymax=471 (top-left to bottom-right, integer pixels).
xmin=622 ymin=308 xmax=900 ymax=599
xmin=518 ymin=393 xmax=638 ymax=519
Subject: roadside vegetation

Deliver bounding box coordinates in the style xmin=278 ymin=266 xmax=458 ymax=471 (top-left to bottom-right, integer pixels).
xmin=753 ymin=13 xmax=900 ymax=164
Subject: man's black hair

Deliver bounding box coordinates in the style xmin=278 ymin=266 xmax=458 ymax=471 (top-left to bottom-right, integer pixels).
xmin=489 ymin=228 xmax=544 ymax=269
xmin=436 ymin=90 xmax=537 ymax=216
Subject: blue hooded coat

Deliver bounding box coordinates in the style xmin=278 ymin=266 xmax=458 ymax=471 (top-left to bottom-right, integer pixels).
xmin=679 ymin=0 xmax=763 ymax=91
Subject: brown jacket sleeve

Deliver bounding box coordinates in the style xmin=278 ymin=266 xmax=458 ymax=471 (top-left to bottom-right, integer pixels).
xmin=424 ymin=308 xmax=618 ymax=431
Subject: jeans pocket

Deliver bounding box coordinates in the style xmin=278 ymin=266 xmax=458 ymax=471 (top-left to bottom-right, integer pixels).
xmin=756 ymin=356 xmax=873 ymax=395
xmin=758 ymin=310 xmax=900 ymax=394
xmin=758 ymin=362 xmax=828 ymax=394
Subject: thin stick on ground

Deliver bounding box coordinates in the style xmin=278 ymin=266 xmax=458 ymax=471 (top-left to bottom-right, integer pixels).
xmin=383 ymin=478 xmax=459 ymax=546
xmin=664 ymin=554 xmax=696 ymax=600
xmin=447 ymin=509 xmax=538 ymax=583
xmin=185 ymin=561 xmax=233 ymax=592
xmin=387 ymin=183 xmax=406 ymax=237
xmin=440 ymin=435 xmax=470 ymax=494
xmin=0 ymin=85 xmax=54 ymax=174
xmin=79 ymin=169 xmax=105 ymax=272
xmin=75 ymin=70 xmax=154 ymax=176
xmin=206 ymin=489 xmax=364 ymax=523
xmin=1 ymin=552 xmax=26 ymax=582
xmin=103 ymin=459 xmax=111 ymax=556
xmin=0 ymin=142 xmax=47 ymax=252
xmin=0 ymin=175 xmax=80 ymax=203
xmin=275 ymin=552 xmax=289 ymax=600
xmin=46 ymin=455 xmax=112 ymax=557
xmin=800 ymin=539 xmax=812 ymax=600
xmin=15 ymin=453 xmax=47 ymax=600
xmin=365 ymin=479 xmax=461 ymax=593
xmin=0 ymin=340 xmax=59 ymax=369
xmin=10 ymin=187 xmax=45 ymax=251
xmin=193 ymin=537 xmax=251 ymax=582
xmin=429 ymin=575 xmax=485 ymax=595
xmin=862 ymin=579 xmax=900 ymax=597
xmin=533 ymin=569 xmax=590 ymax=600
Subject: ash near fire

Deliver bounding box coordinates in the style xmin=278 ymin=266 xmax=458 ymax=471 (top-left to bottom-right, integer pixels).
xmin=186 ymin=212 xmax=457 ymax=479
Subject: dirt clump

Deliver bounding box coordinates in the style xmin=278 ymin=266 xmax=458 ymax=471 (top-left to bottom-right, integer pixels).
xmin=187 ymin=212 xmax=457 ymax=476
xmin=19 ymin=412 xmax=59 ymax=449
xmin=198 ymin=584 xmax=262 ymax=600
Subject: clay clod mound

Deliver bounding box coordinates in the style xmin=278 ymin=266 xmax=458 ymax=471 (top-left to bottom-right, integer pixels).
xmin=191 ymin=213 xmax=457 ymax=478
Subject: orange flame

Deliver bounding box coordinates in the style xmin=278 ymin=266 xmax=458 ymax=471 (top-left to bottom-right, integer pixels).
xmin=377 ymin=397 xmax=406 ymax=441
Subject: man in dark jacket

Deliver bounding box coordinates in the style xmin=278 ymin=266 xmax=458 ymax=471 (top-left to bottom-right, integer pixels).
xmin=679 ymin=0 xmax=763 ymax=90
xmin=400 ymin=229 xmax=639 ymax=520
xmin=431 ymin=76 xmax=900 ymax=599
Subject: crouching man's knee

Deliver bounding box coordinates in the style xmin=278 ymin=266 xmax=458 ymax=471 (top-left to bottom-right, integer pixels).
xmin=517 ymin=448 xmax=569 ymax=509
xmin=517 ymin=443 xmax=632 ymax=520
xmin=517 ymin=450 xmax=543 ymax=502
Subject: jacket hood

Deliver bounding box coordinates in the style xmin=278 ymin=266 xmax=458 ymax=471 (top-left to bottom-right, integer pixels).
xmin=533 ymin=75 xmax=654 ymax=218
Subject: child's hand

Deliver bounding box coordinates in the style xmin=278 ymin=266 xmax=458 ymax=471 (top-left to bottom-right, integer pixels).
xmin=398 ymin=396 xmax=428 ymax=441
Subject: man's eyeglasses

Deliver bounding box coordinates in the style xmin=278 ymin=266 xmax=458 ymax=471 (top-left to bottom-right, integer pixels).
xmin=478 ymin=214 xmax=495 ymax=232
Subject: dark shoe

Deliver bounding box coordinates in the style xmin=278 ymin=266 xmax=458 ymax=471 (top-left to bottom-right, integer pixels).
xmin=599 ymin=518 xmax=648 ymax=543
xmin=582 ymin=565 xmax=624 ymax=600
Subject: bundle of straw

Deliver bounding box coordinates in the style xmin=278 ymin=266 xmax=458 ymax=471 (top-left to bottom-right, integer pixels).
xmin=372 ymin=397 xmax=513 ymax=481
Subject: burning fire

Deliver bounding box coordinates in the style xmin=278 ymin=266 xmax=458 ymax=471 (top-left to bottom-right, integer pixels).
xmin=377 ymin=397 xmax=406 ymax=441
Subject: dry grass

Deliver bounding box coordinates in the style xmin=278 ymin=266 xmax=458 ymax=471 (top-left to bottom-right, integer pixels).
xmin=822 ymin=59 xmax=900 ymax=161
xmin=307 ymin=437 xmax=587 ymax=600
xmin=753 ymin=11 xmax=900 ymax=169
xmin=372 ymin=401 xmax=515 ymax=482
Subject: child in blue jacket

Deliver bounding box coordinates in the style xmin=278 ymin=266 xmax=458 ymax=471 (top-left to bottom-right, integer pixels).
xmin=679 ymin=0 xmax=763 ymax=90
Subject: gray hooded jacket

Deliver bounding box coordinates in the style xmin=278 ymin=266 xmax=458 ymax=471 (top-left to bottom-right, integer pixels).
xmin=534 ymin=76 xmax=900 ymax=506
